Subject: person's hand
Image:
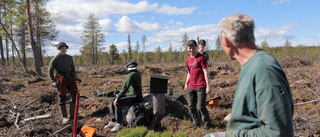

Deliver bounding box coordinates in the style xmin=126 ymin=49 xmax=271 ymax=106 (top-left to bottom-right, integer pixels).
xmin=206 ymin=87 xmax=211 ymax=94
xmin=52 ymin=82 xmax=58 ymax=87
xmin=184 ymin=84 xmax=188 ymax=92
xmin=113 ymin=99 xmax=118 ymax=107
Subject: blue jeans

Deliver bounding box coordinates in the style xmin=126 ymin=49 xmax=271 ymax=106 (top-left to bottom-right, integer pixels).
xmin=187 ymin=88 xmax=211 ymax=127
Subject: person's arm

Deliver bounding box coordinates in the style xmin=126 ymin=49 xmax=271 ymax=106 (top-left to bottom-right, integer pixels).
xmin=71 ymin=56 xmax=77 ymax=78
xmin=203 ymin=67 xmax=211 ymax=94
xmin=116 ymin=73 xmax=132 ymax=100
xmin=48 ymin=57 xmax=56 ymax=83
xmin=226 ymin=86 xmax=293 ymax=137
xmin=184 ymin=72 xmax=190 ymax=92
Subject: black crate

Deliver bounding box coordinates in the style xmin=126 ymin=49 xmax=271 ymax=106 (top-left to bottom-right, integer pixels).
xmin=150 ymin=75 xmax=168 ymax=94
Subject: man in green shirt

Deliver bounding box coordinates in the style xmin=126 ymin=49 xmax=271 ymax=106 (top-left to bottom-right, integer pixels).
xmin=48 ymin=42 xmax=81 ymax=124
xmin=218 ymin=14 xmax=294 ymax=136
xmin=105 ymin=61 xmax=143 ymax=132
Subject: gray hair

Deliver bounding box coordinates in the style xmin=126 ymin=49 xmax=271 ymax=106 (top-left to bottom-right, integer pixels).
xmin=218 ymin=14 xmax=255 ymax=46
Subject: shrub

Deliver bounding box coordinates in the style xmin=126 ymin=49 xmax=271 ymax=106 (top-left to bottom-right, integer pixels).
xmin=145 ymin=131 xmax=174 ymax=137
xmin=160 ymin=131 xmax=173 ymax=137
xmin=145 ymin=131 xmax=161 ymax=137
xmin=173 ymin=131 xmax=188 ymax=137
xmin=117 ymin=126 xmax=148 ymax=137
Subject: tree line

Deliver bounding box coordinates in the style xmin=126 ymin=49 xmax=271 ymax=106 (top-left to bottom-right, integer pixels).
xmin=1 ymin=3 xmax=319 ymax=71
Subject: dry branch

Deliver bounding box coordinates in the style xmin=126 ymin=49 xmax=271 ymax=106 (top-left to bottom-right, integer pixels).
xmin=51 ymin=124 xmax=72 ymax=135
xmin=294 ymin=99 xmax=320 ymax=106
xmin=15 ymin=113 xmax=20 ymax=129
xmin=206 ymin=106 xmax=224 ymax=119
xmin=23 ymin=99 xmax=37 ymax=108
xmin=22 ymin=112 xmax=53 ymax=123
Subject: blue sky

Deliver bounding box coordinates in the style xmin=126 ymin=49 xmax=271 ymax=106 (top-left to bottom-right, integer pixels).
xmin=45 ymin=0 xmax=320 ymax=56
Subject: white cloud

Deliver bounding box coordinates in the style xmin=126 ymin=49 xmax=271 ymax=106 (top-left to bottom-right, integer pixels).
xmin=156 ymin=4 xmax=197 ymax=15
xmin=255 ymin=24 xmax=297 ymax=46
xmin=291 ymin=39 xmax=320 ymax=46
xmin=198 ymin=11 xmax=217 ymax=15
xmin=99 ymin=19 xmax=113 ymax=32
xmin=176 ymin=21 xmax=184 ymax=26
xmin=114 ymin=16 xmax=160 ymax=33
xmin=47 ymin=0 xmax=158 ymax=21
xmin=149 ymin=24 xmax=218 ymax=51
xmin=315 ymin=34 xmax=320 ymax=38
xmin=272 ymin=0 xmax=291 ymax=5
xmin=167 ymin=20 xmax=184 ymax=26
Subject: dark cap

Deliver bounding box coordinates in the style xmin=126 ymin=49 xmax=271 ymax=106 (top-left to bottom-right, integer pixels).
xmin=199 ymin=39 xmax=206 ymax=46
xmin=126 ymin=61 xmax=138 ymax=70
xmin=187 ymin=40 xmax=197 ymax=46
xmin=57 ymin=42 xmax=69 ymax=50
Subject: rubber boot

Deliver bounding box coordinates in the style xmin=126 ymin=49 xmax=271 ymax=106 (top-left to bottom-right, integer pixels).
xmin=69 ymin=102 xmax=76 ymax=121
xmin=59 ymin=104 xmax=69 ymax=124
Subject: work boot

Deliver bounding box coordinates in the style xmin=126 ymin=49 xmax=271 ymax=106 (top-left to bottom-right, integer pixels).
xmin=111 ymin=123 xmax=123 ymax=132
xmin=104 ymin=121 xmax=116 ymax=128
xmin=62 ymin=118 xmax=69 ymax=124
xmin=69 ymin=102 xmax=75 ymax=121
xmin=59 ymin=104 xmax=68 ymax=124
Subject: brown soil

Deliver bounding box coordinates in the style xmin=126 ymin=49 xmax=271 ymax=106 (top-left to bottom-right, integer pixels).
xmin=0 ymin=57 xmax=319 ymax=136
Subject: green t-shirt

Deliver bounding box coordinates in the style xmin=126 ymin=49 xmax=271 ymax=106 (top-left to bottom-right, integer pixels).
xmin=48 ymin=53 xmax=76 ymax=82
xmin=117 ymin=70 xmax=143 ymax=101
xmin=226 ymin=51 xmax=294 ymax=137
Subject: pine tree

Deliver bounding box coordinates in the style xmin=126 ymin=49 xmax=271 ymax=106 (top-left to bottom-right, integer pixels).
xmin=127 ymin=34 xmax=132 ymax=61
xmin=182 ymin=33 xmax=189 ymax=48
xmin=26 ymin=0 xmax=42 ymax=75
xmin=121 ymin=49 xmax=127 ymax=64
xmin=109 ymin=44 xmax=119 ymax=65
xmin=215 ymin=36 xmax=222 ymax=60
xmin=141 ymin=35 xmax=146 ymax=64
xmin=155 ymin=45 xmax=161 ymax=63
xmin=284 ymin=39 xmax=291 ymax=57
xmin=135 ymin=40 xmax=139 ymax=62
xmin=31 ymin=0 xmax=59 ymax=66
xmin=167 ymin=41 xmax=173 ymax=64
xmin=14 ymin=0 xmax=28 ymax=66
xmin=80 ymin=12 xmax=105 ymax=65
xmin=261 ymin=38 xmax=269 ymax=52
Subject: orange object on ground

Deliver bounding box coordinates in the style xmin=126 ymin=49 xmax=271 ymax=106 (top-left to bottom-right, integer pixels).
xmin=206 ymin=96 xmax=221 ymax=108
xmin=208 ymin=99 xmax=220 ymax=108
xmin=79 ymin=126 xmax=96 ymax=137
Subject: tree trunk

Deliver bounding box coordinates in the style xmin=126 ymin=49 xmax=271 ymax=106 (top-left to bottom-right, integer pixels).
xmin=5 ymin=31 xmax=9 ymax=66
xmin=0 ymin=36 xmax=5 ymax=66
xmin=21 ymin=30 xmax=27 ymax=66
xmin=0 ymin=2 xmax=4 ymax=66
xmin=26 ymin=0 xmax=42 ymax=76
xmin=35 ymin=3 xmax=44 ymax=67
xmin=11 ymin=25 xmax=15 ymax=65
xmin=3 ymin=4 xmax=9 ymax=66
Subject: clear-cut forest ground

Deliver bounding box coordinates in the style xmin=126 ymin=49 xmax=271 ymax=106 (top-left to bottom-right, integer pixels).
xmin=0 ymin=56 xmax=319 ymax=137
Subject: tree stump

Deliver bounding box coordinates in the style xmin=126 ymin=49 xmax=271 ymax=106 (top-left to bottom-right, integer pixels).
xmin=149 ymin=75 xmax=168 ymax=130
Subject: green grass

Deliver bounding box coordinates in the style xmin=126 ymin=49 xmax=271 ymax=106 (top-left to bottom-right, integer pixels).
xmin=117 ymin=127 xmax=188 ymax=137
xmin=117 ymin=126 xmax=148 ymax=137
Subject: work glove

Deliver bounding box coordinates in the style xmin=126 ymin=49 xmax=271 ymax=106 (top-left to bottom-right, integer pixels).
xmin=52 ymin=82 xmax=58 ymax=87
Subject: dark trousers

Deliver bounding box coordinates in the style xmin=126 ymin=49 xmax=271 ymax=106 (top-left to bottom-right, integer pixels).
xmin=187 ymin=88 xmax=211 ymax=127
xmin=54 ymin=74 xmax=78 ymax=104
xmin=109 ymin=95 xmax=140 ymax=124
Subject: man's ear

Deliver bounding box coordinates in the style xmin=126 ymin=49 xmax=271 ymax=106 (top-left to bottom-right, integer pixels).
xmin=223 ymin=36 xmax=231 ymax=48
